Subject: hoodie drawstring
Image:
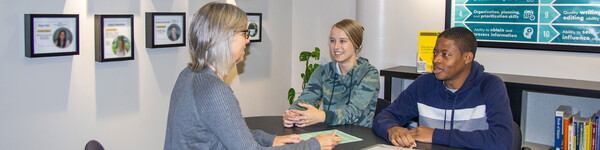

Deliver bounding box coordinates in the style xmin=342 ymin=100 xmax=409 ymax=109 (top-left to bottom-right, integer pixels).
xmin=450 ymin=94 xmax=457 ymax=130
xmin=443 ymin=91 xmax=447 ymax=130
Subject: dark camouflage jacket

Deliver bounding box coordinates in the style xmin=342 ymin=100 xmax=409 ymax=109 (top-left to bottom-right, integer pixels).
xmin=291 ymin=57 xmax=380 ymax=127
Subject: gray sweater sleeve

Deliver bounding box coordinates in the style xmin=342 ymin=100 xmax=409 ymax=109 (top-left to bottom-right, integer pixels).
xmin=193 ymin=76 xmax=320 ymax=150
xmin=251 ymin=129 xmax=275 ymax=147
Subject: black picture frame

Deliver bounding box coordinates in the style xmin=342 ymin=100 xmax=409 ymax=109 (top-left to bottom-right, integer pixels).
xmin=95 ymin=14 xmax=134 ymax=62
xmin=247 ymin=13 xmax=262 ymax=42
xmin=145 ymin=12 xmax=186 ymax=48
xmin=24 ymin=14 xmax=79 ymax=58
xmin=445 ymin=0 xmax=600 ymax=53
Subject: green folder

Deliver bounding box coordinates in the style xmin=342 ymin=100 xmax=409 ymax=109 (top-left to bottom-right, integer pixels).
xmin=299 ymin=129 xmax=363 ymax=144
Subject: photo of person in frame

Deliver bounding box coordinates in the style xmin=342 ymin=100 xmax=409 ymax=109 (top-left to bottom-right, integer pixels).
xmin=112 ymin=35 xmax=130 ymax=56
xmin=247 ymin=22 xmax=258 ymax=38
xmin=53 ymin=28 xmax=72 ymax=48
xmin=167 ymin=24 xmax=181 ymax=41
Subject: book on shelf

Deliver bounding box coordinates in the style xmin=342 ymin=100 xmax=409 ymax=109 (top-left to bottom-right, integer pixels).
xmin=594 ymin=110 xmax=600 ymax=150
xmin=565 ymin=112 xmax=574 ymax=150
xmin=556 ymin=105 xmax=572 ymax=150
xmin=587 ymin=120 xmax=591 ymax=150
xmin=573 ymin=112 xmax=582 ymax=150
xmin=569 ymin=122 xmax=574 ymax=150
xmin=416 ymin=31 xmax=441 ymax=73
xmin=593 ymin=116 xmax=596 ymax=150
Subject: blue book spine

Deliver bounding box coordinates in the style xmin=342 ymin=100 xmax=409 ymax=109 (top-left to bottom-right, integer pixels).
xmin=596 ymin=115 xmax=600 ymax=150
xmin=556 ymin=115 xmax=563 ymax=150
xmin=576 ymin=122 xmax=580 ymax=150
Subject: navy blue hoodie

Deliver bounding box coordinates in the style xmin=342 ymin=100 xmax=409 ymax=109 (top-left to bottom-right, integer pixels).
xmin=372 ymin=61 xmax=514 ymax=150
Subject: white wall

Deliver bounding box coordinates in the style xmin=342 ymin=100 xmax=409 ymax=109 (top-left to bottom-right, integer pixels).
xmin=0 ymin=0 xmax=295 ymax=149
xmin=358 ymin=0 xmax=446 ymax=70
xmin=234 ymin=0 xmax=294 ymax=117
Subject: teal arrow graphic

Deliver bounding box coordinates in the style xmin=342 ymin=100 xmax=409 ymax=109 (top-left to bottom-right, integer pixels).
xmin=538 ymin=25 xmax=559 ymax=42
xmin=552 ymin=25 xmax=600 ymax=44
xmin=456 ymin=0 xmax=468 ymax=4
xmin=455 ymin=5 xmax=471 ymax=22
xmin=539 ymin=6 xmax=560 ymax=23
xmin=454 ymin=23 xmax=468 ymax=29
xmin=540 ymin=0 xmax=555 ymax=4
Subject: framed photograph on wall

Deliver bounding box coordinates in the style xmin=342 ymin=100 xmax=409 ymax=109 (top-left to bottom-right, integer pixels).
xmin=247 ymin=13 xmax=262 ymax=42
xmin=145 ymin=12 xmax=186 ymax=48
xmin=95 ymin=15 xmax=134 ymax=62
xmin=24 ymin=14 xmax=79 ymax=57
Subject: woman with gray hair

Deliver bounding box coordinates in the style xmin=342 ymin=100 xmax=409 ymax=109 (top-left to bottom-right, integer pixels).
xmin=164 ymin=2 xmax=341 ymax=150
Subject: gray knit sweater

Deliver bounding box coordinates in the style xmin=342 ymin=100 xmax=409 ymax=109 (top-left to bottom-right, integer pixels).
xmin=164 ymin=67 xmax=320 ymax=150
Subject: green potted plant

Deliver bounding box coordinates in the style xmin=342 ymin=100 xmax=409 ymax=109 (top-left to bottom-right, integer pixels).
xmin=287 ymin=47 xmax=321 ymax=105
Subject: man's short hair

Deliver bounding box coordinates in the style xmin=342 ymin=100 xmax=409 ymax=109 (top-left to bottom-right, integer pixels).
xmin=438 ymin=27 xmax=477 ymax=58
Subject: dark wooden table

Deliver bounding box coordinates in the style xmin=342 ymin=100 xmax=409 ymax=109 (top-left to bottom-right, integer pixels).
xmin=244 ymin=116 xmax=465 ymax=150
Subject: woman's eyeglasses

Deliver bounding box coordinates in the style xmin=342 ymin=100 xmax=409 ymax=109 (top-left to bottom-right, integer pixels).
xmin=239 ymin=30 xmax=250 ymax=39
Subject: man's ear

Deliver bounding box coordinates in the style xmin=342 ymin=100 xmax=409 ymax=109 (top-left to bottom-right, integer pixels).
xmin=463 ymin=52 xmax=474 ymax=64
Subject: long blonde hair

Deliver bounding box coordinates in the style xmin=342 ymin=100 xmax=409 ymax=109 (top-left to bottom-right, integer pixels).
xmin=188 ymin=2 xmax=248 ymax=75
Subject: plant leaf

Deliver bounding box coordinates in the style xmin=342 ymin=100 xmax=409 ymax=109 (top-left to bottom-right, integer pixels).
xmin=306 ymin=66 xmax=316 ymax=80
xmin=287 ymin=88 xmax=295 ymax=105
xmin=299 ymin=51 xmax=310 ymax=61
xmin=313 ymin=47 xmax=320 ymax=60
xmin=309 ymin=64 xmax=317 ymax=71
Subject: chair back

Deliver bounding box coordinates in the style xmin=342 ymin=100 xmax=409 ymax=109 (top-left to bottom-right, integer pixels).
xmin=85 ymin=140 xmax=104 ymax=150
xmin=512 ymin=121 xmax=522 ymax=150
xmin=375 ymin=98 xmax=391 ymax=117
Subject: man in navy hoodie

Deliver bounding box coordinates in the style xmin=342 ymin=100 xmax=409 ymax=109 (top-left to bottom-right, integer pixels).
xmin=372 ymin=27 xmax=514 ymax=150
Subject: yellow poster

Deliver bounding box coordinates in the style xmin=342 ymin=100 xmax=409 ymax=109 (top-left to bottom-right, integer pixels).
xmin=417 ymin=31 xmax=442 ymax=73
